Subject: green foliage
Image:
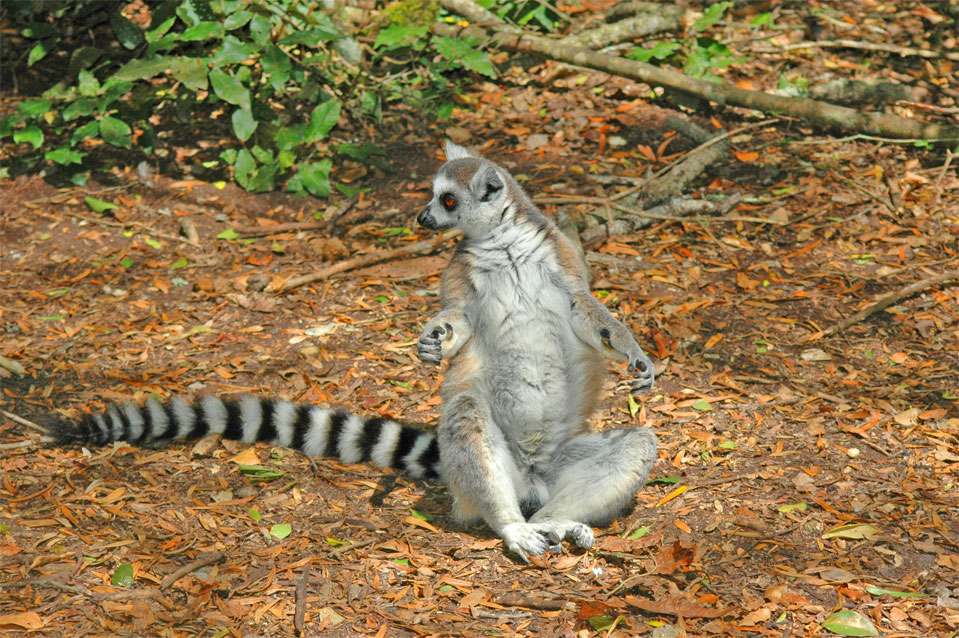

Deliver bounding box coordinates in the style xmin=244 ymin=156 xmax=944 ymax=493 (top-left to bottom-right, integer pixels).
xmin=627 ymin=1 xmax=746 ymax=81
xmin=475 ymin=0 xmax=566 ymax=32
xmin=3 ymin=0 xmax=497 ymax=193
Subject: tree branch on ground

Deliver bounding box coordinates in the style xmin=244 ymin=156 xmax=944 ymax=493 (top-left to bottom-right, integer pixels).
xmin=825 ymin=269 xmax=959 ymax=335
xmin=438 ymin=0 xmax=958 ymax=144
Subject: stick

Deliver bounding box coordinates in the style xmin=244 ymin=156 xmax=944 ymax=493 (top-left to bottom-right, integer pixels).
xmin=294 ymin=563 xmax=310 ymax=637
xmin=273 ymin=230 xmax=460 ymax=292
xmin=0 ymin=408 xmax=48 ymax=434
xmin=159 ymin=551 xmax=225 ymax=590
xmin=825 ymin=269 xmax=959 ymax=335
xmin=747 ymin=39 xmax=959 ymax=62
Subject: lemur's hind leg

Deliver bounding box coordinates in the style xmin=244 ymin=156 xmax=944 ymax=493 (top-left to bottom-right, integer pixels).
xmin=528 ymin=427 xmax=658 ymax=549
xmin=437 ymin=391 xmax=563 ymax=561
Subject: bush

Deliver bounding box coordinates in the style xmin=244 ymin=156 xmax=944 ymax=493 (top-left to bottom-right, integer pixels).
xmin=0 ymin=0 xmax=496 ymax=194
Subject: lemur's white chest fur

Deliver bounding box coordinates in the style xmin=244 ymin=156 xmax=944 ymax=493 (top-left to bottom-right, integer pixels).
xmin=462 ymin=222 xmax=594 ymax=459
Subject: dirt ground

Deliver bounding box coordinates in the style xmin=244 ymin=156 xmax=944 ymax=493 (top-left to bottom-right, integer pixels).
xmin=2 ymin=5 xmax=959 ymax=638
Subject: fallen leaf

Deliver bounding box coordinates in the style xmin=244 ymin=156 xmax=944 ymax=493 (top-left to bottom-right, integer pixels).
xmin=0 ymin=611 xmax=43 ymax=629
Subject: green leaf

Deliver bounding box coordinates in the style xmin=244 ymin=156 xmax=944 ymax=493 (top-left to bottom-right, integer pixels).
xmin=232 ymin=107 xmax=258 ymax=142
xmin=626 ymin=525 xmax=651 ymax=539
xmin=168 ymin=57 xmax=209 ymax=91
xmin=287 ymin=159 xmax=332 ymax=197
xmin=822 ymin=609 xmax=878 ymax=636
xmin=217 ymin=228 xmax=240 ymax=240
xmin=38 ymin=315 xmax=65 ymax=321
xmin=112 ymin=56 xmax=175 ymax=82
xmin=18 ymin=100 xmax=52 ymax=118
xmin=410 ymin=509 xmax=434 ymax=521
xmin=374 ymin=295 xmax=390 ymax=303
xmin=325 ymin=537 xmax=348 ymax=547
xmin=627 ymin=41 xmax=681 ymax=62
xmin=71 ymin=121 xmax=100 ymax=145
xmin=84 ymin=196 xmax=119 ymax=213
xmin=210 ymin=35 xmax=258 ymax=65
xmin=248 ymin=507 xmax=261 ymax=522
xmin=110 ymin=12 xmax=145 ymax=49
xmin=374 ymin=24 xmax=428 ymax=49
xmin=279 ymin=27 xmax=340 ymax=47
xmin=14 ymin=126 xmax=43 ymax=150
xmin=78 ymin=70 xmax=100 ymax=97
xmin=171 ymin=258 xmax=189 ymax=271
xmin=627 ymin=392 xmax=640 ymax=417
xmin=144 ymin=238 xmax=162 ymax=250
xmin=99 ymin=116 xmax=132 ymax=148
xmin=181 ymin=21 xmax=224 ymax=42
xmin=223 ymin=10 xmax=252 ymax=30
xmin=306 ymin=99 xmax=341 ymax=142
xmin=433 ymin=37 xmax=495 ymax=78
xmin=121 ymin=258 xmax=134 ymax=269
xmin=45 ymin=146 xmax=86 ymax=166
xmin=274 ymin=126 xmax=303 ymax=151
xmin=777 ymin=502 xmax=807 ymax=514
xmin=146 ymin=16 xmax=176 ymax=43
xmin=692 ymin=398 xmax=713 ymax=412
xmin=393 ymin=558 xmax=411 ymax=566
xmin=694 ymin=1 xmax=731 ymax=31
xmin=647 ymin=476 xmax=679 ymax=485
xmin=261 ymin=45 xmax=291 ymax=93
xmin=28 ymin=40 xmax=50 ymax=67
xmin=234 ymin=149 xmax=255 ymax=188
xmin=270 ymin=523 xmax=292 ymax=540
xmin=238 ymin=464 xmax=286 ymax=481
xmin=209 ymin=68 xmax=250 ymax=110
xmin=63 ymin=99 xmax=96 ymax=122
xmin=864 ymin=586 xmax=929 ymax=598
xmin=111 ymin=563 xmax=134 ymax=587
xmin=822 ymin=523 xmax=881 ymax=540
xmin=588 ymin=615 xmax=617 ymax=631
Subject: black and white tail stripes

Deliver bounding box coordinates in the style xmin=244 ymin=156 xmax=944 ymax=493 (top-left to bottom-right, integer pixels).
xmin=48 ymin=396 xmax=441 ymax=480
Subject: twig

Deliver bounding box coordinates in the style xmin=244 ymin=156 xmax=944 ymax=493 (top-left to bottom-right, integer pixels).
xmin=747 ymin=39 xmax=959 ymax=62
xmin=294 ymin=563 xmax=310 ymax=637
xmin=497 ymin=594 xmax=570 ymax=611
xmin=934 ymin=150 xmax=955 ymax=204
xmin=159 ymin=551 xmax=225 ymax=590
xmin=273 ymin=230 xmax=460 ymax=292
xmin=234 ymin=220 xmax=331 ymax=236
xmin=0 ymin=440 xmax=48 ymax=450
xmin=825 ymin=269 xmax=959 ymax=335
xmin=0 ymin=408 xmax=48 ymax=433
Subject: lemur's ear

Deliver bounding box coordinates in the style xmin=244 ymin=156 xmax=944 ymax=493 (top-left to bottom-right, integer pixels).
xmin=478 ymin=167 xmax=504 ymax=203
xmin=445 ymin=141 xmax=476 ymax=161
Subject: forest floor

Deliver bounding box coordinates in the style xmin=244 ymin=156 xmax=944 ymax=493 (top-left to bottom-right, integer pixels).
xmin=1 ymin=2 xmax=958 ymax=637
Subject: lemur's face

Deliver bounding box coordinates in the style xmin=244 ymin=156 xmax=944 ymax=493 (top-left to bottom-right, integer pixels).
xmin=417 ymin=144 xmax=509 ymax=238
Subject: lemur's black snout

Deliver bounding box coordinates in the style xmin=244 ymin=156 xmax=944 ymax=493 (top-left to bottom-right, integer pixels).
xmin=417 ymin=205 xmax=438 ymax=230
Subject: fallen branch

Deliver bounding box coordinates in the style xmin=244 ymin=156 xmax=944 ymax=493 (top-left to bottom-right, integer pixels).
xmin=160 ymin=551 xmax=225 ymax=590
xmin=294 ymin=563 xmax=310 ymax=637
xmin=825 ymin=269 xmax=959 ymax=335
xmin=438 ymin=0 xmax=958 ymax=143
xmin=561 ymin=5 xmax=680 ymax=50
xmin=273 ymin=230 xmax=460 ymax=292
xmin=747 ymin=39 xmax=959 ymax=62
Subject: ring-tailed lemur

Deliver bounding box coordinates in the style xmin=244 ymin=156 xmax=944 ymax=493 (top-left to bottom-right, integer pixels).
xmin=46 ymin=141 xmax=657 ymax=562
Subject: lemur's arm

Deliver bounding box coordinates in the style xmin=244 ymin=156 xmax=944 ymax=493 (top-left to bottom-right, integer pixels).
xmin=552 ymin=231 xmax=656 ymax=393
xmin=418 ymin=251 xmax=474 ymax=365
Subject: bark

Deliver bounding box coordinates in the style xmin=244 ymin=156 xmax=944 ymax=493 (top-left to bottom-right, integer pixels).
xmin=439 ymin=0 xmax=958 ymax=144
xmin=563 ymin=12 xmax=680 ymax=50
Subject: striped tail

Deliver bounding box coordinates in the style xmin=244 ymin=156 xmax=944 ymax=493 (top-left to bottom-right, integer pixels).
xmin=47 ymin=396 xmax=441 ymax=481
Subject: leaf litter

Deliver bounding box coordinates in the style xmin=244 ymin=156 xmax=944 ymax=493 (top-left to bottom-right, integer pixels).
xmin=1 ymin=3 xmax=958 ymax=637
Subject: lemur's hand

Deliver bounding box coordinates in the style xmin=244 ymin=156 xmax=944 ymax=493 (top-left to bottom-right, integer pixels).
xmin=627 ymin=347 xmax=655 ymax=394
xmin=418 ymin=319 xmax=452 ymax=366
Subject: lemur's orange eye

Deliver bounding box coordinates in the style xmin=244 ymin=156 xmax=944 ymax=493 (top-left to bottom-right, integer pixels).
xmin=441 ymin=193 xmax=456 ymax=209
